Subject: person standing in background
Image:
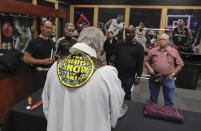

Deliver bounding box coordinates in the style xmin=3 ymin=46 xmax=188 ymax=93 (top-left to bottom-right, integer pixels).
xmin=145 ymin=33 xmax=184 ymax=106
xmin=104 ymin=14 xmax=124 ymax=40
xmin=23 ymin=20 xmax=55 ymax=91
xmin=104 ymin=31 xmax=117 ymax=64
xmin=135 ymin=21 xmax=149 ymax=54
xmin=56 ymin=23 xmax=77 ymax=59
xmin=74 ymin=23 xmax=83 ymax=38
xmin=2 ymin=22 xmax=14 ymax=50
xmin=114 ymin=25 xmax=144 ymax=100
xmin=172 ymin=19 xmax=192 ymax=52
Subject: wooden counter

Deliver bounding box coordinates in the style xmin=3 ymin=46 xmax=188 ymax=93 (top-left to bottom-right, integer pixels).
xmin=0 ymin=62 xmax=33 ymax=124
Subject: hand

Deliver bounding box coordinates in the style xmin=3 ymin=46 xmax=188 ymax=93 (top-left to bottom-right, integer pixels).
xmin=168 ymin=74 xmax=174 ymax=79
xmin=168 ymin=73 xmax=176 ymax=80
xmin=148 ymin=68 xmax=155 ymax=75
xmin=134 ymin=78 xmax=140 ymax=85
xmin=43 ymin=58 xmax=54 ymax=65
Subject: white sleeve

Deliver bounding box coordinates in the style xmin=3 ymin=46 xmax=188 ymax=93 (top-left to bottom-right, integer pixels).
xmin=100 ymin=66 xmax=125 ymax=128
xmin=42 ymin=62 xmax=56 ymax=120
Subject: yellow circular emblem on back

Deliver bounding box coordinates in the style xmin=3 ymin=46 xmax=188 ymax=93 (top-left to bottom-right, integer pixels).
xmin=57 ymin=52 xmax=94 ymax=88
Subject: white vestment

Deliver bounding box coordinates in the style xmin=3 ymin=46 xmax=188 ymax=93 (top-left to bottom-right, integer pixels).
xmin=42 ymin=43 xmax=125 ymax=131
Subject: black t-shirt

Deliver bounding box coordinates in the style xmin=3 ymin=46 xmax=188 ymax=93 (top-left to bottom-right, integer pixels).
xmin=26 ymin=36 xmax=55 ymax=68
xmin=172 ymin=27 xmax=188 ymax=46
xmin=114 ymin=40 xmax=144 ymax=78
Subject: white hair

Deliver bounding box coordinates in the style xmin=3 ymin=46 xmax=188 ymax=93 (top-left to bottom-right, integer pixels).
xmin=78 ymin=27 xmax=105 ymax=50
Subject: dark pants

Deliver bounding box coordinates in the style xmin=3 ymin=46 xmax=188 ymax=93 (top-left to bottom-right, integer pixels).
xmin=120 ymin=77 xmax=134 ymax=101
xmin=32 ymin=71 xmax=48 ymax=92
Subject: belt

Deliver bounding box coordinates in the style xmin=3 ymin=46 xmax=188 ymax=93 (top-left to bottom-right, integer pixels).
xmin=35 ymin=67 xmax=50 ymax=71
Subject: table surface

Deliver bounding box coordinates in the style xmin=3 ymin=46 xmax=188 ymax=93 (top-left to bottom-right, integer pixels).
xmin=2 ymin=88 xmax=201 ymax=131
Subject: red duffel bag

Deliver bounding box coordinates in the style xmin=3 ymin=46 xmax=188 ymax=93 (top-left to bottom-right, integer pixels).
xmin=144 ymin=100 xmax=184 ymax=122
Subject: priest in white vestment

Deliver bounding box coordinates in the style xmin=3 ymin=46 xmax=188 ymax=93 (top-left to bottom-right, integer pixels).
xmin=42 ymin=27 xmax=125 ymax=131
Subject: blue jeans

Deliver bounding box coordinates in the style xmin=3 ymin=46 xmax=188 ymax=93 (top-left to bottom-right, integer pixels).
xmin=120 ymin=78 xmax=134 ymax=100
xmin=149 ymin=76 xmax=175 ymax=106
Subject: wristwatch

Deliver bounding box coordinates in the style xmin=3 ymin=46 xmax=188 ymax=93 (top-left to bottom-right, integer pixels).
xmin=172 ymin=73 xmax=176 ymax=80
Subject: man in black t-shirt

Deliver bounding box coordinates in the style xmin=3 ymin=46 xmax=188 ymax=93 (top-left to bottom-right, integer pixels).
xmin=113 ymin=25 xmax=144 ymax=100
xmin=24 ymin=20 xmax=55 ymax=91
xmin=172 ymin=19 xmax=192 ymax=52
